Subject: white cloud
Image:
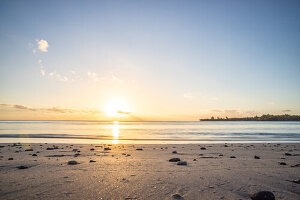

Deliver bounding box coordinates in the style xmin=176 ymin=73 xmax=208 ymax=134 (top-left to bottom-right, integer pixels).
xmin=40 ymin=69 xmax=45 ymax=76
xmin=112 ymin=74 xmax=123 ymax=82
xmin=36 ymin=39 xmax=49 ymax=52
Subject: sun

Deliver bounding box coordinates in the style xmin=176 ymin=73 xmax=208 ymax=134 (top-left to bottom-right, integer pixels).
xmin=104 ymin=98 xmax=130 ymax=117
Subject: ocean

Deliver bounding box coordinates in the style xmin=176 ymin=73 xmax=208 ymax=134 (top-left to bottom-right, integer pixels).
xmin=0 ymin=120 xmax=300 ymax=144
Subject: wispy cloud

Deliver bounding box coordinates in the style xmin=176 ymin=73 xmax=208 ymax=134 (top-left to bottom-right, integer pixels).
xmin=0 ymin=103 xmax=101 ymax=114
xmin=87 ymin=71 xmax=100 ymax=82
xmin=183 ymin=92 xmax=193 ymax=99
xmin=282 ymin=109 xmax=291 ymax=112
xmin=117 ymin=110 xmax=131 ymax=115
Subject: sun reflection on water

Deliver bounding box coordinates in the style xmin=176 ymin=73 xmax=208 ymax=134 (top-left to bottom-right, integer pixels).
xmin=112 ymin=121 xmax=119 ymax=144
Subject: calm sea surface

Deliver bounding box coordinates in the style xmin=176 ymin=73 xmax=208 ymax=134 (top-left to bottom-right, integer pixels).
xmin=0 ymin=121 xmax=300 ymax=144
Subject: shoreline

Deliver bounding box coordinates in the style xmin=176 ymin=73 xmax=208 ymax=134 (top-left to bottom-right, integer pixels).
xmin=0 ymin=142 xmax=299 ymax=199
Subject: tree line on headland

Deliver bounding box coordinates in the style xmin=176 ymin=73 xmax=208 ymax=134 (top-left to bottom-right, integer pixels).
xmin=200 ymin=114 xmax=300 ymax=121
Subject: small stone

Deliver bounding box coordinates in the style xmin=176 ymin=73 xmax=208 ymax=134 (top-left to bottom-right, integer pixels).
xmin=90 ymin=148 xmax=95 ymax=151
xmin=169 ymin=158 xmax=180 ymax=162
xmin=46 ymin=148 xmax=54 ymax=150
xmin=200 ymin=147 xmax=206 ymax=150
xmin=172 ymin=194 xmax=183 ymax=199
xmin=254 ymin=155 xmax=260 ymax=159
xmin=193 ymin=159 xmax=197 ymax=161
xmin=32 ymin=154 xmax=37 ymax=156
xmin=279 ymin=162 xmax=287 ymax=165
xmin=177 ymin=161 xmax=187 ymax=166
xmin=291 ymin=164 xmax=300 ymax=167
xmin=172 ymin=151 xmax=177 ymax=154
xmin=8 ymin=157 xmax=13 ymax=160
xmin=72 ymin=149 xmax=78 ymax=152
xmin=89 ymin=160 xmax=96 ymax=163
xmin=285 ymin=153 xmax=292 ymax=156
xmin=251 ymin=191 xmax=275 ymax=200
xmin=136 ymin=148 xmax=143 ymax=151
xmin=25 ymin=149 xmax=33 ymax=151
xmin=17 ymin=166 xmax=28 ymax=169
xmin=230 ymin=156 xmax=236 ymax=158
xmin=68 ymin=160 xmax=79 ymax=165
xmin=104 ymin=147 xmax=111 ymax=150
xmin=292 ymin=179 xmax=300 ymax=184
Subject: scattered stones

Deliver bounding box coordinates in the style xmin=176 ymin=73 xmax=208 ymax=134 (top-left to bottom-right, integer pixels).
xmin=250 ymin=191 xmax=275 ymax=200
xmin=177 ymin=161 xmax=187 ymax=166
xmin=254 ymin=155 xmax=260 ymax=159
xmin=136 ymin=148 xmax=143 ymax=151
xmin=68 ymin=160 xmax=79 ymax=165
xmin=230 ymin=156 xmax=236 ymax=158
xmin=89 ymin=160 xmax=96 ymax=163
xmin=172 ymin=151 xmax=178 ymax=154
xmin=279 ymin=162 xmax=287 ymax=165
xmin=172 ymin=194 xmax=183 ymax=199
xmin=169 ymin=158 xmax=181 ymax=162
xmin=104 ymin=147 xmax=111 ymax=150
xmin=8 ymin=157 xmax=13 ymax=160
xmin=17 ymin=166 xmax=28 ymax=169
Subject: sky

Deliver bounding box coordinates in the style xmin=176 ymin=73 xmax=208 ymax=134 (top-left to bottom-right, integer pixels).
xmin=0 ymin=0 xmax=299 ymax=121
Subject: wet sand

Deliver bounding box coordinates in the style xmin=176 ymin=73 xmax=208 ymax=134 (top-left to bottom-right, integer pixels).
xmin=0 ymin=143 xmax=299 ymax=199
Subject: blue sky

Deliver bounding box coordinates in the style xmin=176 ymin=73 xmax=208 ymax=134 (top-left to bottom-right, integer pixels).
xmin=0 ymin=0 xmax=299 ymax=120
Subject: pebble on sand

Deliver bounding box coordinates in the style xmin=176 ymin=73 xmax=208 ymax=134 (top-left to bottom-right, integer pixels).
xmin=172 ymin=151 xmax=178 ymax=154
xmin=8 ymin=157 xmax=13 ymax=160
xmin=254 ymin=155 xmax=260 ymax=159
xmin=279 ymin=162 xmax=287 ymax=165
xmin=89 ymin=160 xmax=96 ymax=163
xmin=104 ymin=147 xmax=111 ymax=150
xmin=177 ymin=161 xmax=187 ymax=166
xmin=200 ymin=147 xmax=207 ymax=150
xmin=25 ymin=149 xmax=33 ymax=151
xmin=169 ymin=158 xmax=181 ymax=162
xmin=172 ymin=194 xmax=184 ymax=199
xmin=90 ymin=148 xmax=95 ymax=151
xmin=32 ymin=154 xmax=37 ymax=156
xmin=17 ymin=166 xmax=28 ymax=169
xmin=230 ymin=156 xmax=236 ymax=158
xmin=251 ymin=191 xmax=275 ymax=200
xmin=68 ymin=160 xmax=79 ymax=165
xmin=136 ymin=148 xmax=143 ymax=151
xmin=46 ymin=148 xmax=54 ymax=150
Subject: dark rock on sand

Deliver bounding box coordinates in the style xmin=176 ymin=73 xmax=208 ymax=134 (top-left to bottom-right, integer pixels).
xmin=25 ymin=149 xmax=33 ymax=151
xmin=32 ymin=154 xmax=37 ymax=156
xmin=279 ymin=162 xmax=287 ymax=165
xmin=172 ymin=151 xmax=177 ymax=154
xmin=68 ymin=160 xmax=79 ymax=165
xmin=172 ymin=194 xmax=184 ymax=199
xmin=177 ymin=161 xmax=187 ymax=165
xmin=291 ymin=164 xmax=300 ymax=167
xmin=169 ymin=158 xmax=181 ymax=162
xmin=292 ymin=179 xmax=300 ymax=184
xmin=230 ymin=156 xmax=236 ymax=158
xmin=285 ymin=153 xmax=292 ymax=156
xmin=17 ymin=166 xmax=28 ymax=169
xmin=8 ymin=157 xmax=13 ymax=160
xmin=90 ymin=148 xmax=95 ymax=151
xmin=46 ymin=148 xmax=54 ymax=150
xmin=89 ymin=160 xmax=96 ymax=163
xmin=104 ymin=147 xmax=111 ymax=150
xmin=251 ymin=191 xmax=275 ymax=200
xmin=200 ymin=147 xmax=206 ymax=150
xmin=254 ymin=155 xmax=260 ymax=159
xmin=136 ymin=148 xmax=143 ymax=151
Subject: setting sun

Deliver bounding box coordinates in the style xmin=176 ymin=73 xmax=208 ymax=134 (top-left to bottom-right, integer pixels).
xmin=104 ymin=98 xmax=130 ymax=117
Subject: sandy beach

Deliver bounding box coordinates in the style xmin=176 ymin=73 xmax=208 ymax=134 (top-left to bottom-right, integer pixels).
xmin=0 ymin=143 xmax=299 ymax=199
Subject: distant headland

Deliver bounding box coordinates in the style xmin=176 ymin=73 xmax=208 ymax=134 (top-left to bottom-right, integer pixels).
xmin=200 ymin=114 xmax=300 ymax=121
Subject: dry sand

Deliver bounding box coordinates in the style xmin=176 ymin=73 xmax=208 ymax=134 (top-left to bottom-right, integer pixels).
xmin=0 ymin=143 xmax=299 ymax=200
